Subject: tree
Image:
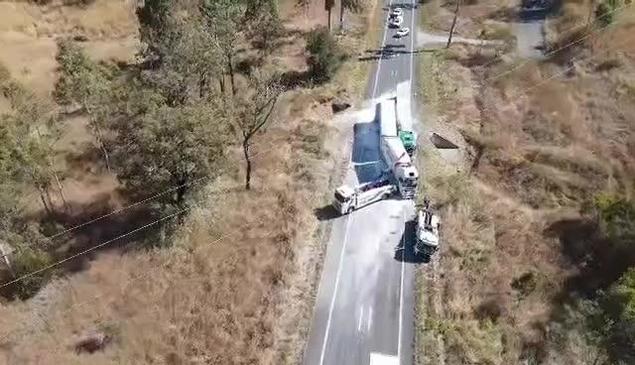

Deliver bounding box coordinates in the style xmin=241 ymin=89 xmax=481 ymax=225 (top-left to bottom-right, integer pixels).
xmin=0 ymin=227 xmax=53 ymax=300
xmin=306 ymin=26 xmax=345 ymax=82
xmin=447 ymin=0 xmax=461 ymax=48
xmin=137 ymin=0 xmax=173 ymax=63
xmin=55 ymin=40 xmax=116 ymax=171
xmin=592 ymin=0 xmax=620 ymax=28
xmin=247 ymin=10 xmax=283 ymax=60
xmin=111 ymin=94 xmax=227 ymax=209
xmin=200 ymin=0 xmax=246 ymax=95
xmin=2 ymin=76 xmax=64 ymax=215
xmin=139 ymin=17 xmax=224 ymax=104
xmin=244 ymin=0 xmax=278 ymax=20
xmin=601 ymin=268 xmax=635 ymax=364
xmin=230 ymin=71 xmax=282 ymax=190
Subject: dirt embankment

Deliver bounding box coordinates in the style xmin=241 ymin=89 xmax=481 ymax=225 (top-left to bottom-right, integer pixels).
xmin=415 ymin=1 xmax=635 ymax=364
xmin=0 ymin=0 xmax=377 ymax=364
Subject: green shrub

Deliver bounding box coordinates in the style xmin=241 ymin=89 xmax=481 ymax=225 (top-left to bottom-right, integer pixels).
xmin=600 ymin=268 xmax=635 ymax=364
xmin=305 ymin=27 xmax=345 ymax=83
xmin=10 ymin=247 xmax=53 ymax=300
xmin=595 ymin=0 xmax=620 ymax=27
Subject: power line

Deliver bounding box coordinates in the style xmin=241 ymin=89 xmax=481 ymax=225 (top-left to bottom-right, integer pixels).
xmin=477 ymin=2 xmax=632 ymax=81
xmin=0 ymin=182 xmax=287 ymax=343
xmin=477 ymin=34 xmax=631 ymax=117
xmin=6 ymin=7 xmax=627 ymax=337
xmin=0 ymin=124 xmax=333 ymax=290
xmin=0 ymin=208 xmax=187 ymax=290
xmin=1 ymin=39 xmax=626 ymax=341
xmin=0 ymin=133 xmax=292 ymax=261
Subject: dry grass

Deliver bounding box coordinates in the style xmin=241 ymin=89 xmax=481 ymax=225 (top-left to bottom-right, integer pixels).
xmin=0 ymin=0 xmax=138 ymax=96
xmin=0 ymin=1 xmax=378 ymax=364
xmin=416 ymin=1 xmax=635 ymax=365
xmin=0 ymin=81 xmax=341 ymax=365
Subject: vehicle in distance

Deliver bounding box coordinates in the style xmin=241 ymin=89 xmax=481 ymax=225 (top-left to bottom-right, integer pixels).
xmin=388 ymin=16 xmax=403 ymax=28
xmin=332 ymin=179 xmax=395 ymax=215
xmin=390 ymin=7 xmax=404 ymax=17
xmin=414 ymin=200 xmax=440 ymax=256
xmin=395 ymin=27 xmax=410 ymax=38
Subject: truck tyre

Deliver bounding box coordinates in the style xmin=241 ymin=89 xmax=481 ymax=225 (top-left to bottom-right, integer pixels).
xmin=347 ymin=206 xmax=354 ymax=215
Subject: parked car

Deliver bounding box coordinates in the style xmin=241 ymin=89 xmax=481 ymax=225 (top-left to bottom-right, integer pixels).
xmin=388 ymin=16 xmax=403 ymax=28
xmin=395 ymin=27 xmax=410 ymax=38
xmin=390 ymin=7 xmax=404 ymax=17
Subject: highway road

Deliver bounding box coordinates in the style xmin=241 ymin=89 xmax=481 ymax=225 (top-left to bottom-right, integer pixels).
xmin=303 ymin=1 xmax=420 ymax=364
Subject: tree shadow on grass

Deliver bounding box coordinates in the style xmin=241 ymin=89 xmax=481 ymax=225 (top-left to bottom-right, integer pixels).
xmin=64 ymin=142 xmax=110 ymax=175
xmin=535 ymin=215 xmax=635 ymax=364
xmin=1 ymin=188 xmax=172 ymax=300
xmin=544 ymin=217 xmax=635 ymax=296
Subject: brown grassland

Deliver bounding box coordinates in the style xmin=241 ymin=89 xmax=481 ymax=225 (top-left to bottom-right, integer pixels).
xmin=0 ymin=0 xmax=378 ymax=364
xmin=415 ymin=0 xmax=635 ymax=364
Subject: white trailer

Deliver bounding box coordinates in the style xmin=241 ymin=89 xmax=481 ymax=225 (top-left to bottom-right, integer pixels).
xmin=332 ymin=179 xmax=396 ymax=215
xmin=380 ymin=98 xmax=398 ymax=138
xmin=378 ymin=97 xmax=419 ymax=199
xmin=380 ymin=136 xmax=418 ymax=199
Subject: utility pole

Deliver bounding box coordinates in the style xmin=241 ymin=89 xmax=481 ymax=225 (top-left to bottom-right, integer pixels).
xmin=325 ymin=0 xmax=334 ymax=31
xmin=447 ymin=0 xmax=461 ymax=48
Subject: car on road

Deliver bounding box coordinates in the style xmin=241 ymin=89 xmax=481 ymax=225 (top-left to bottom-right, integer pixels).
xmin=388 ymin=15 xmax=403 ymax=28
xmin=390 ymin=7 xmax=404 ymax=17
xmin=394 ymin=27 xmax=410 ymax=38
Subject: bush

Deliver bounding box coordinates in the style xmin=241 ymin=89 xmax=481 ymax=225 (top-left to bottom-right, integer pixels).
xmin=10 ymin=247 xmax=53 ymax=300
xmin=595 ymin=0 xmax=620 ymax=27
xmin=305 ymin=27 xmax=345 ymax=83
xmin=54 ymin=39 xmax=91 ymax=105
xmin=600 ymin=268 xmax=635 ymax=364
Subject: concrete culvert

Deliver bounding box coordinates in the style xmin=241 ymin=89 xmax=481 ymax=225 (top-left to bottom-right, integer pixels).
xmin=430 ymin=132 xmax=459 ymax=149
xmin=332 ymin=101 xmax=352 ymax=113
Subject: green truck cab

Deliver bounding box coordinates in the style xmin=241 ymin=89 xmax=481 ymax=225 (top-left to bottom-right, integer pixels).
xmin=399 ymin=130 xmax=416 ymax=156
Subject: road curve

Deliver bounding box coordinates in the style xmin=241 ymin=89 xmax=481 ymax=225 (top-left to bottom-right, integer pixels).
xmin=303 ymin=1 xmax=420 ymax=364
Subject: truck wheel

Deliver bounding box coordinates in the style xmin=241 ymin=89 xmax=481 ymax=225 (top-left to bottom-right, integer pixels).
xmin=347 ymin=206 xmax=354 ymax=214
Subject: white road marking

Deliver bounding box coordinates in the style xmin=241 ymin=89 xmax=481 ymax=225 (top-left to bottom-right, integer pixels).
xmin=370 ymin=352 xmax=399 ymax=365
xmin=317 ymin=1 xmax=417 ymax=363
xmin=318 ymin=214 xmax=353 ymax=365
xmin=409 ymin=0 xmax=416 ymax=82
xmin=358 ymin=307 xmax=364 ymax=333
xmin=398 ymin=233 xmax=406 ymax=359
xmin=371 ymin=0 xmax=395 ymax=99
xmin=367 ymin=305 xmax=373 ymax=332
xmin=318 ymin=1 xmax=394 ymax=363
xmin=397 ymin=2 xmax=416 ymax=360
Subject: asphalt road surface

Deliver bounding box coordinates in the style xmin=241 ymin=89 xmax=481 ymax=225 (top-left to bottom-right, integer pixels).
xmin=303 ymin=1 xmax=421 ymax=364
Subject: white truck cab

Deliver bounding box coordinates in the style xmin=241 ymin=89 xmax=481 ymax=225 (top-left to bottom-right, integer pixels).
xmin=332 ymin=179 xmax=395 ymax=215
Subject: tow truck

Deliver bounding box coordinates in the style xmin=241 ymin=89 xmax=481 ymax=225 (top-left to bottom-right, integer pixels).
xmin=332 ymin=179 xmax=396 ymax=215
xmin=415 ymin=198 xmax=440 ymax=256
